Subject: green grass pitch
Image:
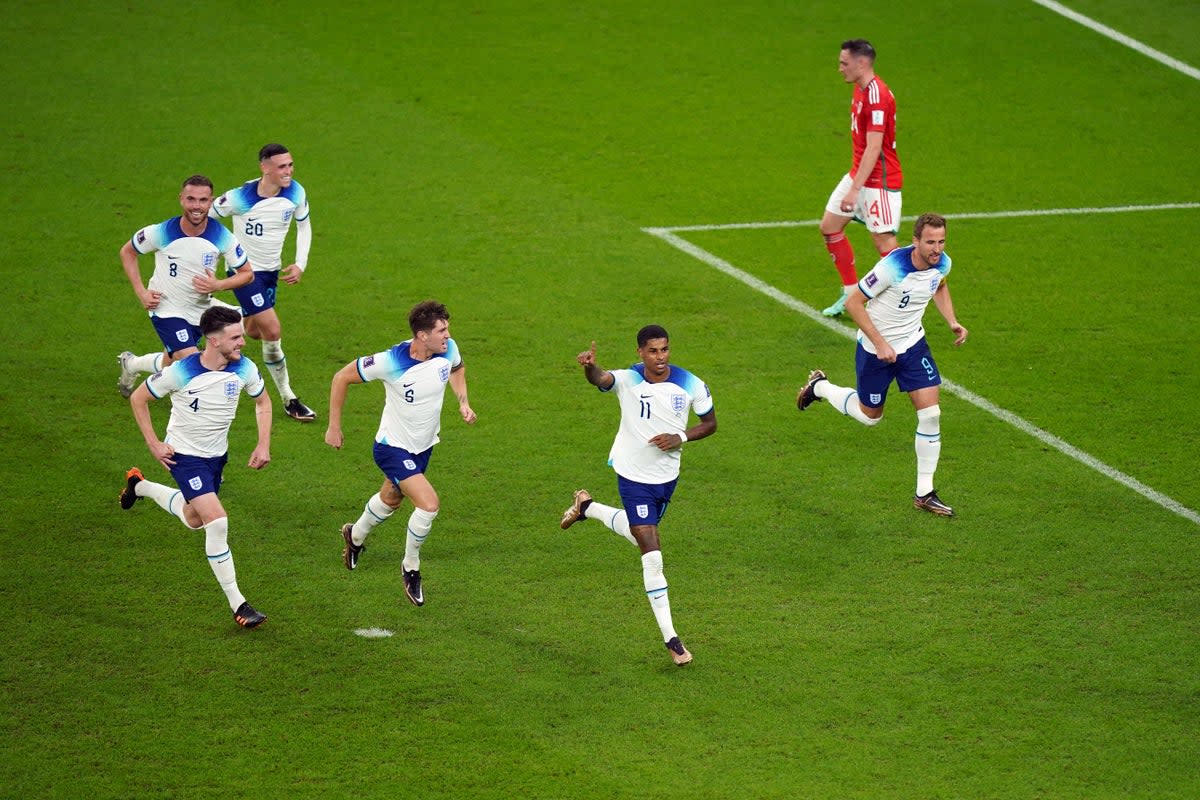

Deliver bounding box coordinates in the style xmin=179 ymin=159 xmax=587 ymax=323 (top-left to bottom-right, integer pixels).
xmin=1 ymin=1 xmax=1198 ymax=797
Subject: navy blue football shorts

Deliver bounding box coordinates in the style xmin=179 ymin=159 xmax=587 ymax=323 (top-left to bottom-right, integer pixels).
xmin=855 ymin=336 xmax=941 ymax=408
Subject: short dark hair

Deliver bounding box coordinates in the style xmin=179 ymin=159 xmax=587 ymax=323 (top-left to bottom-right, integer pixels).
xmin=841 ymin=39 xmax=876 ymax=61
xmin=259 ymin=143 xmax=290 ymax=161
xmin=199 ymin=306 xmax=243 ymax=336
xmin=636 ymin=324 xmax=669 ymax=348
xmin=913 ymin=213 xmax=947 ymax=239
xmin=181 ymin=174 xmax=213 ymax=191
xmin=408 ymin=300 xmax=449 ymax=335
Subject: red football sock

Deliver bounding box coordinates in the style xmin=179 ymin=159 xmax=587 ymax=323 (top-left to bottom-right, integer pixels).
xmin=823 ymin=232 xmax=857 ymax=285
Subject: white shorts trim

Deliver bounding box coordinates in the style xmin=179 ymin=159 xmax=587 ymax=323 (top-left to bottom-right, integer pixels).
xmin=824 ymin=173 xmax=903 ymax=234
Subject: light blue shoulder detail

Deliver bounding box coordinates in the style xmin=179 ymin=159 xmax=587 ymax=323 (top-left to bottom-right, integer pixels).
xmin=173 ymin=353 xmax=209 ymax=384
xmin=938 ymin=253 xmax=952 ymax=277
xmin=228 ymin=357 xmax=263 ymax=395
xmin=887 ymin=245 xmax=918 ymax=278
xmin=235 ymin=180 xmax=262 ymax=212
xmin=445 ymin=337 xmax=460 ymax=367
xmin=627 ymin=365 xmax=647 ymax=386
xmin=281 ymin=180 xmax=306 ymax=211
xmin=666 ymin=365 xmax=703 ymax=394
xmin=202 ymin=222 xmax=238 ymax=249
xmin=386 ymin=340 xmax=422 ymax=379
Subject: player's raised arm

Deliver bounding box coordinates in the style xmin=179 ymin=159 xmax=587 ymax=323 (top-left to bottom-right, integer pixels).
xmin=578 ymin=341 xmax=614 ymax=389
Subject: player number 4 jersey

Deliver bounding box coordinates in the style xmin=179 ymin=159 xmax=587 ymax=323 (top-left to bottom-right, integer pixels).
xmin=857 ymin=245 xmax=952 ymax=355
xmin=356 ymin=338 xmax=462 ymax=454
xmin=604 ymin=364 xmax=713 ymax=484
xmin=145 ymin=353 xmax=265 ymax=458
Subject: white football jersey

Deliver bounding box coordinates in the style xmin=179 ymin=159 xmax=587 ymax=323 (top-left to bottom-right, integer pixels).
xmin=133 ymin=217 xmax=248 ymax=325
xmin=212 ymin=179 xmax=309 ymax=271
xmin=603 ymin=364 xmax=713 ymax=484
xmin=857 ymin=245 xmax=952 ymax=355
xmin=357 ymin=338 xmax=462 ymax=454
xmin=146 ymin=353 xmax=265 ymax=458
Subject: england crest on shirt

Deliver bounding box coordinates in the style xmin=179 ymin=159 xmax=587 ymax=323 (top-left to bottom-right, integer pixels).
xmin=203 ymin=252 xmax=217 ymax=269
xmin=282 ymin=209 xmax=293 ymax=223
xmin=929 ymin=276 xmax=941 ymax=292
xmin=225 ymin=380 xmax=239 ymax=398
xmin=671 ymin=393 xmax=686 ymax=413
xmin=439 ymin=365 xmax=450 ymax=382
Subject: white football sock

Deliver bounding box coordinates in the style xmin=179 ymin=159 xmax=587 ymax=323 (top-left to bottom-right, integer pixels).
xmin=403 ymin=508 xmax=438 ymax=572
xmin=129 ymin=352 xmax=163 ymax=374
xmin=642 ymin=550 xmax=678 ymax=642
xmin=137 ymin=479 xmax=202 ymax=529
xmin=915 ymin=405 xmax=942 ymax=496
xmin=351 ymin=492 xmax=395 ymax=546
xmin=815 ymin=379 xmax=881 ymax=426
xmin=204 ymin=517 xmax=245 ymax=612
xmin=584 ymin=500 xmax=638 ymax=546
xmin=262 ymin=339 xmax=295 ymax=403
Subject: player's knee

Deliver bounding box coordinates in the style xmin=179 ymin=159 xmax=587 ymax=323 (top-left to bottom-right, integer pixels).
xmin=916 ymin=404 xmax=941 ymax=435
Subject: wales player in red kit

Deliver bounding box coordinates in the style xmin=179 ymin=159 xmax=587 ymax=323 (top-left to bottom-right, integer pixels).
xmin=818 ymin=39 xmax=903 ymax=317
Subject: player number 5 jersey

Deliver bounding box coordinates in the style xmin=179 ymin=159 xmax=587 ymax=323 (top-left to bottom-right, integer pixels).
xmin=604 ymin=364 xmax=713 ymax=484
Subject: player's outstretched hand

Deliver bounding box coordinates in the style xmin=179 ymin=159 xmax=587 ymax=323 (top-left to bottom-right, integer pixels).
xmin=577 ymin=341 xmax=597 ymax=367
xmin=325 ymin=427 xmax=344 ymax=450
xmin=950 ymin=322 xmax=969 ymax=346
xmin=247 ymin=446 xmax=271 ymax=470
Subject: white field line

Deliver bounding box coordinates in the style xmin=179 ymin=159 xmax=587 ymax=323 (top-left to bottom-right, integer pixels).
xmin=1031 ymin=0 xmax=1200 ymax=81
xmin=642 ymin=204 xmax=1200 ymax=526
xmin=660 ymin=202 xmax=1200 ymax=233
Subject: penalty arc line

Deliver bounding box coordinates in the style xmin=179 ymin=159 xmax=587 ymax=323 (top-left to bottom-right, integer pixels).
xmin=641 ymin=213 xmax=1200 ymax=527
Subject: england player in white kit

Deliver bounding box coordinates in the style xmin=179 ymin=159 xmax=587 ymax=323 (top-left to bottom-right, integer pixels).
xmin=211 ymin=144 xmax=316 ymax=423
xmin=119 ymin=307 xmax=273 ymax=629
xmin=117 ymin=175 xmax=252 ymax=397
xmin=325 ymin=301 xmax=477 ymax=607
xmin=797 ymin=213 xmax=969 ymax=516
xmin=559 ymin=326 xmax=717 ymax=666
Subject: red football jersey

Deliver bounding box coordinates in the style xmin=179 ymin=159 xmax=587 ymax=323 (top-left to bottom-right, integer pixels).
xmin=849 ymin=75 xmax=902 ymax=190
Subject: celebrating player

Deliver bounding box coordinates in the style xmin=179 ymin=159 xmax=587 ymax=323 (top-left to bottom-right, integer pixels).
xmin=119 ymin=306 xmax=272 ymax=629
xmin=818 ymin=39 xmax=903 ymax=317
xmin=559 ymin=326 xmax=717 ymax=666
xmin=211 ymin=143 xmax=317 ymax=422
xmin=797 ymin=213 xmax=968 ymax=516
xmin=116 ymin=176 xmax=251 ymax=396
xmin=325 ymin=300 xmax=477 ymax=608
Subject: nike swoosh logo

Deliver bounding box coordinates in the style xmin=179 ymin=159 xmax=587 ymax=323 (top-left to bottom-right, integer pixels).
xmin=403 ymin=382 xmax=415 ymax=388
xmin=639 ymin=394 xmax=652 ymax=399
